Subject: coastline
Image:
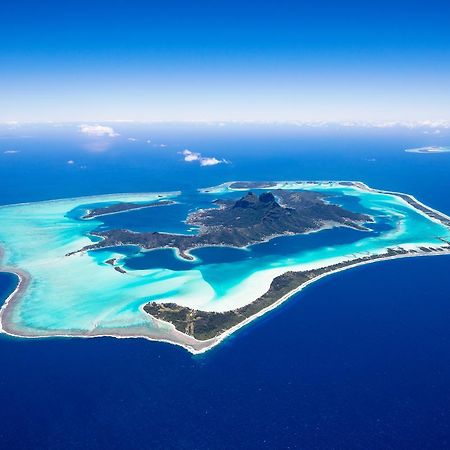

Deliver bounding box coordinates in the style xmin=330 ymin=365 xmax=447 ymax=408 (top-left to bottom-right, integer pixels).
xmin=0 ymin=190 xmax=181 ymax=210
xmin=0 ymin=272 xmax=31 ymax=335
xmin=2 ymin=247 xmax=450 ymax=355
xmin=1 ymin=180 xmax=450 ymax=354
xmin=82 ymin=200 xmax=177 ymax=221
xmin=80 ymin=218 xmax=373 ymax=262
xmin=144 ymin=245 xmax=450 ymax=353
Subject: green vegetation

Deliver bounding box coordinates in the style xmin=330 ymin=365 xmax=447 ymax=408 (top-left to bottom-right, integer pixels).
xmin=144 ymin=246 xmax=450 ymax=341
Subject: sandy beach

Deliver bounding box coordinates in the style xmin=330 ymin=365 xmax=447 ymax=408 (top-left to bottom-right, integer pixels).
xmin=2 ymin=243 xmax=450 ymax=354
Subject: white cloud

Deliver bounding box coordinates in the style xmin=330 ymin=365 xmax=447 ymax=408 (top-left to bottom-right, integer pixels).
xmin=146 ymin=139 xmax=152 ymax=144
xmin=127 ymin=137 xmax=138 ymax=142
xmin=181 ymin=149 xmax=229 ymax=167
xmin=79 ymin=124 xmax=119 ymax=137
xmin=199 ymin=157 xmax=223 ymax=166
xmin=271 ymin=120 xmax=450 ymax=130
xmin=3 ymin=149 xmax=19 ymax=154
xmin=335 ymin=120 xmax=450 ymax=129
xmin=182 ymin=149 xmax=201 ymax=162
xmin=67 ymin=160 xmax=75 ymax=164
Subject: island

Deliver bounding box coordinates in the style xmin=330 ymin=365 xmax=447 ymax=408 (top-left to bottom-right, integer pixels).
xmin=405 ymin=146 xmax=450 ymax=154
xmin=82 ymin=199 xmax=175 ymax=219
xmin=1 ymin=181 xmax=450 ymax=354
xmin=144 ymin=246 xmax=449 ymax=341
xmin=69 ymin=189 xmax=372 ymax=259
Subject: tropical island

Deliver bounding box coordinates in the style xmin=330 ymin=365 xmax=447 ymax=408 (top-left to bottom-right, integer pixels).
xmin=69 ymin=189 xmax=372 ymax=259
xmin=405 ymin=146 xmax=450 ymax=154
xmin=1 ymin=181 xmax=450 ymax=354
xmin=82 ymin=199 xmax=175 ymax=219
xmin=144 ymin=245 xmax=448 ymax=341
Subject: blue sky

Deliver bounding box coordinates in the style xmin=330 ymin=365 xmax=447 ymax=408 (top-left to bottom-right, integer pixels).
xmin=1 ymin=0 xmax=449 ymax=122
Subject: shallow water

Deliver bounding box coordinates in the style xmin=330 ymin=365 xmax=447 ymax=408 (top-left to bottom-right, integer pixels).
xmin=1 ymin=180 xmax=449 ymax=338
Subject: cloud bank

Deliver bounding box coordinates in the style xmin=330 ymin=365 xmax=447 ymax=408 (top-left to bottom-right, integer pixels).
xmin=79 ymin=124 xmax=119 ymax=137
xmin=181 ymin=149 xmax=229 ymax=167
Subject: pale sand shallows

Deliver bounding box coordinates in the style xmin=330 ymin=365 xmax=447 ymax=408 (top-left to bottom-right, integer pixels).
xmin=156 ymin=248 xmax=450 ymax=354
xmin=2 ymin=247 xmax=449 ymax=355
xmin=1 ymin=181 xmax=450 ymax=354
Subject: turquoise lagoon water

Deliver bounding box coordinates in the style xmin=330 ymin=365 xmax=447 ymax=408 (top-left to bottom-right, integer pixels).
xmin=1 ymin=181 xmax=449 ymax=339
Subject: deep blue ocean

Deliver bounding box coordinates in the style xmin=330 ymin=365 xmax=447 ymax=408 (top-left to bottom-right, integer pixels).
xmin=1 ymin=123 xmax=450 ymax=449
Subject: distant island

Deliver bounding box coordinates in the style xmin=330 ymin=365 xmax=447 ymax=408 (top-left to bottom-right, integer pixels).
xmin=405 ymin=146 xmax=450 ymax=154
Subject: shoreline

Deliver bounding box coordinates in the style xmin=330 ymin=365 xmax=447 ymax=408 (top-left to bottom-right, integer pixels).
xmin=82 ymin=200 xmax=178 ymax=221
xmin=1 ymin=180 xmax=450 ymax=354
xmin=1 ymin=248 xmax=450 ymax=355
xmin=81 ymin=218 xmax=373 ymax=262
xmin=0 ymin=271 xmax=31 ymax=335
xmin=144 ymin=245 xmax=450 ymax=353
xmin=0 ymin=191 xmax=181 ymax=210
xmin=216 ymin=179 xmax=450 ymax=225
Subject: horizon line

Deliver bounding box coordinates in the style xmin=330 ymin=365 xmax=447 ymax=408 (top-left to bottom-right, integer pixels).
xmin=2 ymin=119 xmax=450 ymax=129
